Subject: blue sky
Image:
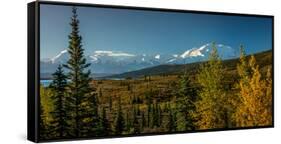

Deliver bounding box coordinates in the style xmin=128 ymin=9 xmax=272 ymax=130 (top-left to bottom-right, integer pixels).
xmin=40 ymin=4 xmax=272 ymax=59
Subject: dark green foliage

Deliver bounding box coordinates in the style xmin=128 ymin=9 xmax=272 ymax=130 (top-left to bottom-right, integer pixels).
xmin=99 ymin=88 xmax=102 ymax=97
xmin=152 ymin=102 xmax=161 ymax=127
xmin=63 ymin=7 xmax=100 ymax=137
xmin=109 ymin=96 xmax=112 ymax=111
xmin=147 ymin=103 xmax=152 ymax=128
xmin=141 ymin=112 xmax=146 ymax=130
xmin=176 ymin=73 xmax=196 ymax=131
xmin=101 ymin=107 xmax=111 ymax=136
xmin=132 ymin=106 xmax=141 ymax=134
xmin=48 ymin=65 xmax=69 ymax=138
xmin=125 ymin=112 xmax=132 ymax=131
xmin=167 ymin=106 xmax=177 ymax=132
xmin=114 ymin=96 xmax=125 ymax=135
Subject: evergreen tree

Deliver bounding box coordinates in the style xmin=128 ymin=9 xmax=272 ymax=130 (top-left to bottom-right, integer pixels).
xmin=152 ymin=103 xmax=159 ymax=127
xmin=147 ymin=103 xmax=152 ymax=128
xmin=101 ymin=107 xmax=111 ymax=136
xmin=114 ymin=96 xmax=125 ymax=135
xmin=141 ymin=112 xmax=146 ymax=130
xmin=176 ymin=73 xmax=196 ymax=131
xmin=157 ymin=103 xmax=162 ymax=127
xmin=132 ymin=105 xmax=141 ymax=134
xmin=125 ymin=112 xmax=132 ymax=131
xmin=63 ymin=7 xmax=99 ymax=137
xmin=109 ymin=96 xmax=113 ymax=111
xmin=99 ymin=88 xmax=102 ymax=97
xmin=49 ymin=65 xmax=69 ymax=138
xmin=195 ymin=43 xmax=229 ymax=129
xmin=167 ymin=106 xmax=177 ymax=132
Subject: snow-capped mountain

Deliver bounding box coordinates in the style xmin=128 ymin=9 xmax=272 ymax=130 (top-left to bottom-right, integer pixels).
xmin=40 ymin=43 xmax=238 ymax=75
xmin=50 ymin=49 xmax=68 ymax=64
xmin=173 ymin=43 xmax=238 ymax=64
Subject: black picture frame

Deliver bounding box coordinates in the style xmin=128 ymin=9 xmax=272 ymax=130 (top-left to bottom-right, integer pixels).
xmin=28 ymin=1 xmax=274 ymax=143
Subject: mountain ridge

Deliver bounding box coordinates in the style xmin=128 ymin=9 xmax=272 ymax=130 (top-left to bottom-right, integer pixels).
xmin=103 ymin=50 xmax=272 ymax=79
xmin=40 ymin=43 xmax=239 ymax=74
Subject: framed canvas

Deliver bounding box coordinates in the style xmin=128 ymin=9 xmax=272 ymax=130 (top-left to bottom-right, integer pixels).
xmin=28 ymin=1 xmax=274 ymax=142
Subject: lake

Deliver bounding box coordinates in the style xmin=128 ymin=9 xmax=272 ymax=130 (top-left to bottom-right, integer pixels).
xmin=40 ymin=80 xmax=52 ymax=87
xmin=40 ymin=78 xmax=125 ymax=87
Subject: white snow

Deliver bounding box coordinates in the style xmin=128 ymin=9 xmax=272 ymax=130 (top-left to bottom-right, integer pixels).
xmin=180 ymin=43 xmax=210 ymax=58
xmin=167 ymin=58 xmax=176 ymax=63
xmin=93 ymin=50 xmax=135 ymax=57
xmin=51 ymin=49 xmax=68 ymax=63
xmin=173 ymin=54 xmax=178 ymax=58
xmin=155 ymin=54 xmax=160 ymax=59
xmin=90 ymin=56 xmax=98 ymax=61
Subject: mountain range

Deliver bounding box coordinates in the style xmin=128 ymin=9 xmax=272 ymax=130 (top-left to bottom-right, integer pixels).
xmin=105 ymin=50 xmax=272 ymax=79
xmin=40 ymin=43 xmax=239 ymax=78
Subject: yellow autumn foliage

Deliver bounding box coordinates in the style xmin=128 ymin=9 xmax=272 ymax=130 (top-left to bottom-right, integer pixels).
xmin=234 ymin=52 xmax=272 ymax=127
xmin=195 ymin=43 xmax=231 ymax=129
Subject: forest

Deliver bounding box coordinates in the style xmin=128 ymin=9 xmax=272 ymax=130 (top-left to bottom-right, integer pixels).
xmin=39 ymin=7 xmax=273 ymax=140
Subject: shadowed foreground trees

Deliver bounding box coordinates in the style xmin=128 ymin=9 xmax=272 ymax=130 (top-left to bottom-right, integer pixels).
xmin=48 ymin=65 xmax=69 ymax=138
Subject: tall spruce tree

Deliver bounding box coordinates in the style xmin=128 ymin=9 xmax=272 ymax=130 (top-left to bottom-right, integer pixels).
xmin=49 ymin=65 xmax=68 ymax=138
xmin=63 ymin=7 xmax=99 ymax=137
xmin=167 ymin=106 xmax=177 ymax=132
xmin=141 ymin=112 xmax=146 ymax=130
xmin=147 ymin=103 xmax=152 ymax=128
xmin=176 ymin=73 xmax=196 ymax=131
xmin=101 ymin=107 xmax=111 ymax=136
xmin=132 ymin=105 xmax=141 ymax=134
xmin=152 ymin=103 xmax=158 ymax=127
xmin=195 ymin=43 xmax=229 ymax=129
xmin=114 ymin=96 xmax=125 ymax=135
xmin=125 ymin=111 xmax=132 ymax=131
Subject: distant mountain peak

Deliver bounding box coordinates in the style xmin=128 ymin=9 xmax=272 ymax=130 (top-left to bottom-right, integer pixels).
xmin=180 ymin=43 xmax=210 ymax=58
xmin=93 ymin=50 xmax=135 ymax=57
xmin=51 ymin=49 xmax=68 ymax=63
xmin=179 ymin=43 xmax=237 ymax=59
xmin=155 ymin=54 xmax=160 ymax=59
